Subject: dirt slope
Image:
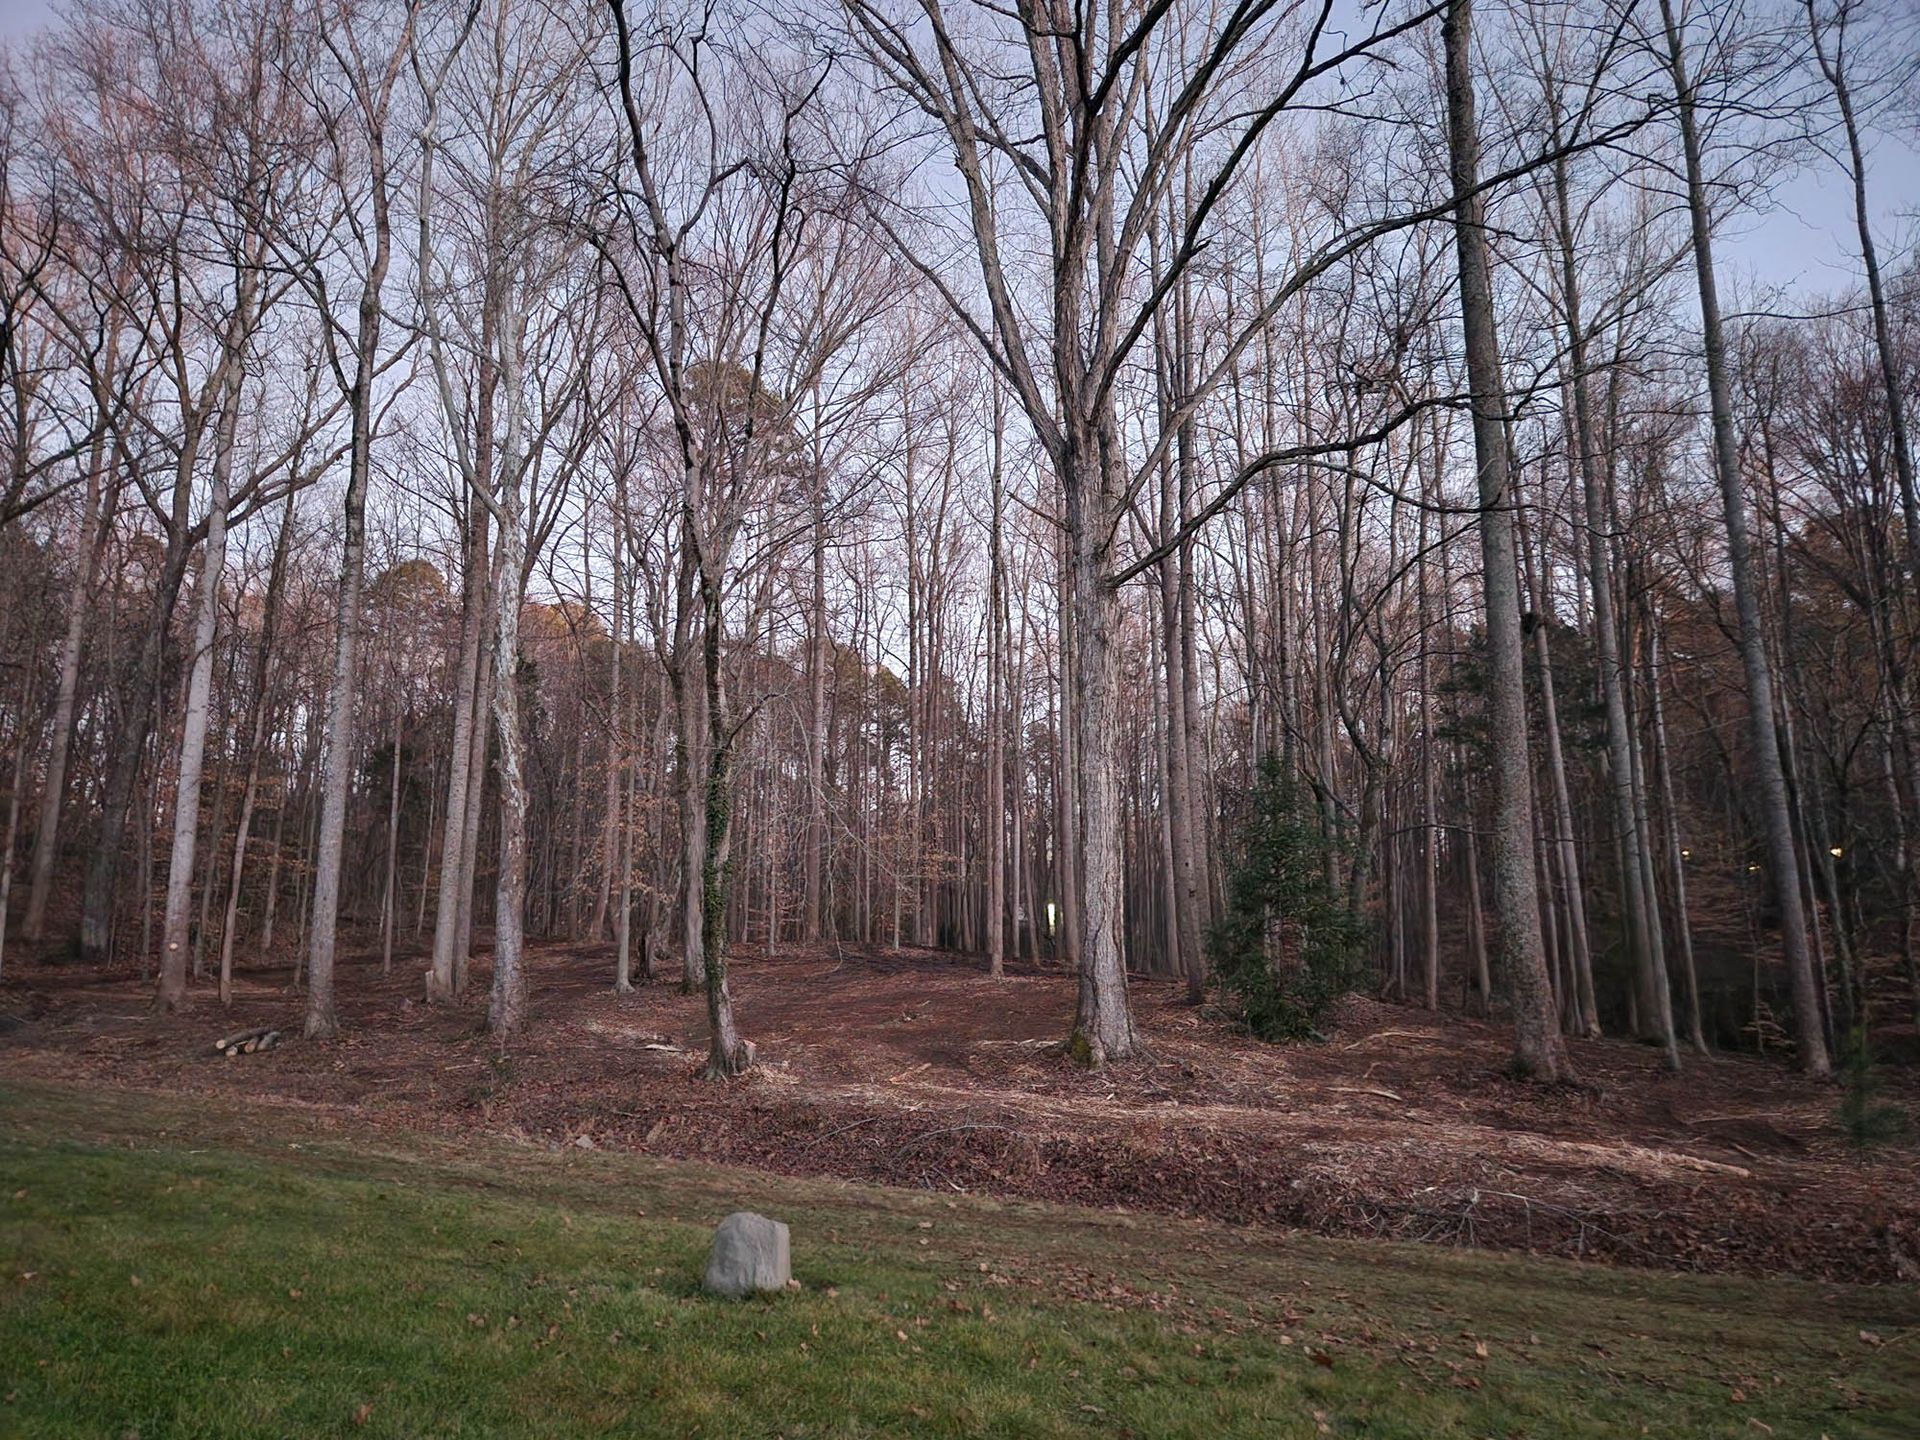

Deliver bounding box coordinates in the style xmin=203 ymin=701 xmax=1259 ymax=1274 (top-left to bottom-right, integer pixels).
xmin=4 ymin=942 xmax=1915 ymax=1283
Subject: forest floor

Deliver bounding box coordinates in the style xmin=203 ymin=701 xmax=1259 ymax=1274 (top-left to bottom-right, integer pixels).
xmin=3 ymin=941 xmax=1918 ymax=1285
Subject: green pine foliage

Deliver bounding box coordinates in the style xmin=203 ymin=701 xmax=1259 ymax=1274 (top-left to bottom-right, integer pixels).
xmin=1207 ymin=757 xmax=1365 ymax=1042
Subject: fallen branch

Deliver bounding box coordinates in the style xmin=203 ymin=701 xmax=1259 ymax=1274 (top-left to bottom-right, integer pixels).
xmin=1343 ymin=1030 xmax=1443 ymax=1049
xmin=807 ymin=1115 xmax=885 ymax=1150
xmin=894 ymin=1123 xmax=1019 ymax=1156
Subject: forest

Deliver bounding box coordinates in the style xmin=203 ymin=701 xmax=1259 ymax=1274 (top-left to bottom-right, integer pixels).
xmin=0 ymin=0 xmax=1917 ymax=1434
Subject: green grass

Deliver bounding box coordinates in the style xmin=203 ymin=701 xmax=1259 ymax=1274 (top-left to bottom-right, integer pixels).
xmin=1 ymin=1081 xmax=1914 ymax=1438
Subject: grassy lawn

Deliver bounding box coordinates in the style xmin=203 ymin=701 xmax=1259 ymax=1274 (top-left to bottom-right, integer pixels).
xmin=1 ymin=1079 xmax=1914 ymax=1438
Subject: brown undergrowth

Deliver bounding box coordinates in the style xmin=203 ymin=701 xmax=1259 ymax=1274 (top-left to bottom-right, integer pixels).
xmin=4 ymin=940 xmax=1915 ymax=1284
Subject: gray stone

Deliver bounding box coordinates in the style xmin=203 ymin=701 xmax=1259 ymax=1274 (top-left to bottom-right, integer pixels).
xmin=703 ymin=1211 xmax=791 ymax=1298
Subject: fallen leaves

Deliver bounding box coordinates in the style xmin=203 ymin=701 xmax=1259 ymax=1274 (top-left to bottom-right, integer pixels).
xmin=15 ymin=943 xmax=1920 ymax=1285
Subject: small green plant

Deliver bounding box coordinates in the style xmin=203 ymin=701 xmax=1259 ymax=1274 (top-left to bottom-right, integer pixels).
xmin=1836 ymin=1027 xmax=1909 ymax=1148
xmin=1207 ymin=756 xmax=1364 ymax=1042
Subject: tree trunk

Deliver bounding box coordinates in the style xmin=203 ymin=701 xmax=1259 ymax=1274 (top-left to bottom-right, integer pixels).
xmin=304 ymin=252 xmax=391 ymax=1040
xmin=804 ymin=420 xmax=829 ymax=944
xmin=1646 ymin=617 xmax=1709 ymax=1053
xmin=0 ymin=658 xmax=40 ymax=982
xmin=157 ymin=361 xmax=242 ymax=1010
xmin=1444 ymin=0 xmax=1569 ymax=1081
xmin=609 ymin=489 xmax=633 ymax=991
xmin=486 ymin=508 xmax=530 ymax=1039
xmin=1658 ymin=0 xmax=1829 ymax=1076
xmin=380 ymin=704 xmax=402 ymax=976
xmin=1555 ymin=224 xmax=1673 ymax=1063
xmin=22 ymin=443 xmax=109 ymax=942
xmin=987 ymin=380 xmax=1007 ymax=978
xmin=1519 ymin=466 xmax=1601 ymax=1035
xmin=79 ymin=533 xmax=192 ymax=964
xmin=1064 ymin=430 xmax=1138 ymax=1065
xmin=672 ymin=556 xmax=707 ymax=993
xmin=219 ymin=492 xmax=296 ymax=1006
xmin=697 ymin=556 xmax=751 ymax=1077
xmin=1808 ymin=0 xmax=1920 ymax=572
xmin=452 ymin=634 xmax=494 ymax=996
xmin=428 ymin=503 xmax=487 ymax=1000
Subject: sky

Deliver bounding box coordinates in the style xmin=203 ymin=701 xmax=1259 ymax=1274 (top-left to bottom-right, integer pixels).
xmin=1720 ymin=141 xmax=1920 ymax=299
xmin=0 ymin=0 xmax=51 ymax=39
xmin=0 ymin=0 xmax=1911 ymax=297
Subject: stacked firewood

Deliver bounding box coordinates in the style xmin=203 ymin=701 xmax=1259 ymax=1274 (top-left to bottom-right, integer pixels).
xmin=212 ymin=1027 xmax=282 ymax=1058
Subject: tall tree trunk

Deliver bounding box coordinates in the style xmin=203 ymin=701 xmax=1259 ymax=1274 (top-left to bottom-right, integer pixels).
xmin=1064 ymin=426 xmax=1138 ymax=1065
xmin=421 ymin=32 xmax=493 ymax=1002
xmin=609 ymin=487 xmax=633 ymax=991
xmin=804 ymin=414 xmax=829 ymax=944
xmin=1519 ymin=467 xmax=1601 ymax=1035
xmin=987 ymin=380 xmax=1007 ymax=978
xmin=219 ymin=493 xmax=295 ymax=1007
xmin=79 ymin=533 xmax=192 ymax=964
xmin=486 ymin=352 xmax=531 ymax=1040
xmin=452 ymin=632 xmax=494 ymax=996
xmin=1055 ymin=545 xmax=1083 ymax=973
xmin=0 ymin=658 xmax=40 ymax=982
xmin=1417 ymin=435 xmax=1441 ymax=1010
xmin=1465 ymin=814 xmax=1491 ymax=1013
xmin=380 ymin=704 xmax=403 ymax=976
xmin=1154 ymin=250 xmax=1209 ymax=1002
xmin=428 ymin=503 xmax=487 ymax=999
xmin=673 ymin=565 xmax=707 ymax=995
xmin=260 ymin=728 xmax=295 ymax=952
xmin=1620 ymin=605 xmax=1679 ymax=1059
xmin=1555 ymin=228 xmax=1673 ymax=1063
xmin=22 ymin=440 xmax=110 ymax=942
xmin=1659 ymin=0 xmax=1829 ymax=1076
xmin=1444 ymin=0 xmax=1569 ymax=1080
xmin=304 ymin=235 xmax=392 ymax=1040
xmin=159 ymin=347 xmax=247 ymax=1009
xmin=697 ymin=556 xmax=751 ymax=1076
xmin=1175 ymin=278 xmax=1214 ymax=952
xmin=1807 ymin=0 xmax=1920 ymax=571
xmin=1646 ymin=617 xmax=1709 ymax=1053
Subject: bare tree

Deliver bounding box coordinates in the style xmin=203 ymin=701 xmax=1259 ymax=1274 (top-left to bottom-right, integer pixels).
xmin=1443 ymin=0 xmax=1569 ymax=1081
xmin=301 ymin=0 xmax=420 ymax=1039
xmin=1655 ymin=0 xmax=1829 ymax=1076
xmin=841 ymin=0 xmax=1479 ymax=1062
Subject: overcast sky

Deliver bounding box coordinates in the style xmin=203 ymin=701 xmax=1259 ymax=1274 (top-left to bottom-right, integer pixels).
xmin=0 ymin=0 xmax=52 ymax=38
xmin=0 ymin=0 xmax=1911 ymax=296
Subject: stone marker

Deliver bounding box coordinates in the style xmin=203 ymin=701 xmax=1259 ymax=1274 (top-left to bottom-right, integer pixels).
xmin=703 ymin=1211 xmax=791 ymax=1298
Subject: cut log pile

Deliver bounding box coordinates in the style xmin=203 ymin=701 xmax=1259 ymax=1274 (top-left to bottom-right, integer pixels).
xmin=212 ymin=1027 xmax=282 ymax=1058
